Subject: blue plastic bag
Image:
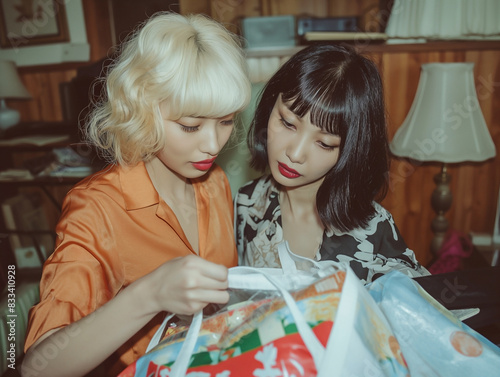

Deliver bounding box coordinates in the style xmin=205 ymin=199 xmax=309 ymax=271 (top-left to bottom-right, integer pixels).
xmin=367 ymin=271 xmax=500 ymax=376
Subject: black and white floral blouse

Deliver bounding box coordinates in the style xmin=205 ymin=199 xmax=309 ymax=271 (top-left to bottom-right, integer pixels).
xmin=235 ymin=175 xmax=430 ymax=284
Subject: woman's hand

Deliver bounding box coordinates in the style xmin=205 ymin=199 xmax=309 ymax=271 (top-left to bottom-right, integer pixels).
xmin=136 ymin=255 xmax=230 ymax=315
xmin=21 ymin=255 xmax=229 ymax=377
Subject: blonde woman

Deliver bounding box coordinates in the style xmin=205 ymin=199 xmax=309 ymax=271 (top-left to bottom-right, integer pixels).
xmin=21 ymin=12 xmax=250 ymax=377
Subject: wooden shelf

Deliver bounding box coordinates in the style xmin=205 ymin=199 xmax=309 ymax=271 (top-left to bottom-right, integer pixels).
xmin=304 ymin=31 xmax=388 ymax=42
xmin=361 ymin=40 xmax=500 ymax=53
xmin=244 ymin=39 xmax=500 ymax=58
xmin=244 ymin=46 xmax=305 ymax=58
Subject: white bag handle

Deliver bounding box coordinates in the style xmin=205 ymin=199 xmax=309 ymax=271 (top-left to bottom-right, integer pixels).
xmin=145 ymin=313 xmax=175 ymax=353
xmin=168 ymin=310 xmax=203 ymax=376
xmin=277 ymin=241 xmax=342 ymax=277
xmin=144 ymin=247 xmax=343 ymax=376
xmin=145 ymin=266 xmax=334 ymax=377
xmin=277 ymin=241 xmax=298 ymax=273
xmin=145 ymin=245 xmax=314 ymax=353
xmin=175 ymin=267 xmax=327 ymax=377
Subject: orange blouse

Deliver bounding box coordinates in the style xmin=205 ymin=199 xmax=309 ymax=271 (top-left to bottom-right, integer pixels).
xmin=24 ymin=162 xmax=237 ymax=374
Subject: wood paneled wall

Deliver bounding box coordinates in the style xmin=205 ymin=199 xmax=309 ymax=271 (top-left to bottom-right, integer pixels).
xmin=6 ymin=0 xmax=499 ymax=266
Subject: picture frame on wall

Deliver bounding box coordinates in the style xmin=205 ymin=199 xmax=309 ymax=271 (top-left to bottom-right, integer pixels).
xmin=0 ymin=0 xmax=70 ymax=49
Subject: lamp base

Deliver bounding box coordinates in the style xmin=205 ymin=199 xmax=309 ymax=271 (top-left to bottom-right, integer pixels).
xmin=0 ymin=99 xmax=21 ymax=131
xmin=430 ymin=164 xmax=453 ymax=256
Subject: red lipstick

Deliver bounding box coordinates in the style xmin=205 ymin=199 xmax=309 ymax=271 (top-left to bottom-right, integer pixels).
xmin=278 ymin=162 xmax=301 ymax=179
xmin=192 ymin=157 xmax=216 ymax=171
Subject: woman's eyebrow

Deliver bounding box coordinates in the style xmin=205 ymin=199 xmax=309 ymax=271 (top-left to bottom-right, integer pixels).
xmin=280 ymin=102 xmax=301 ymax=120
xmin=283 ymin=102 xmax=299 ymax=115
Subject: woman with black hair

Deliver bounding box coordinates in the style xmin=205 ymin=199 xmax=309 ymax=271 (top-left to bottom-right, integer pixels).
xmin=235 ymin=44 xmax=429 ymax=284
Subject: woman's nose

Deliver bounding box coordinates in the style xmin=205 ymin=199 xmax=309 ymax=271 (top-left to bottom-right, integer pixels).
xmin=200 ymin=124 xmax=222 ymax=155
xmin=286 ymin=135 xmax=307 ymax=164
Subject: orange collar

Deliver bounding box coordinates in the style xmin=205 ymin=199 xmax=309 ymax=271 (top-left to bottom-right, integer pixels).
xmin=119 ymin=161 xmax=160 ymax=211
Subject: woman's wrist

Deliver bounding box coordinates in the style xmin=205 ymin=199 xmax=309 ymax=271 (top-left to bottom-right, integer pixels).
xmin=121 ymin=276 xmax=161 ymax=320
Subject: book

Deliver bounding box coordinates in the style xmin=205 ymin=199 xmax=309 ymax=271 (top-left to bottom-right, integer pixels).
xmin=0 ymin=169 xmax=34 ymax=181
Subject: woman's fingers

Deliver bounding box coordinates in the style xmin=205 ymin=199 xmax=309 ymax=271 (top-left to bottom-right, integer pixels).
xmin=140 ymin=255 xmax=230 ymax=315
xmin=189 ymin=289 xmax=230 ymax=305
xmin=175 ymin=254 xmax=229 ymax=282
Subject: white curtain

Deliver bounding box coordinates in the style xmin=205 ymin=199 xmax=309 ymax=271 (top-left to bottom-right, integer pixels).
xmin=246 ymin=56 xmax=293 ymax=83
xmin=386 ymin=0 xmax=500 ymax=39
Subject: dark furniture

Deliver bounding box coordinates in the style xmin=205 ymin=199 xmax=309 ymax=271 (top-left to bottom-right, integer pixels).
xmin=415 ymin=249 xmax=500 ymax=346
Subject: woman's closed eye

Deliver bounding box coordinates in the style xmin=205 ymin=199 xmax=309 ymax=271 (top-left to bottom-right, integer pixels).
xmin=178 ymin=123 xmax=199 ymax=133
xmin=280 ymin=117 xmax=295 ymax=130
xmin=317 ymin=141 xmax=337 ymax=151
xmin=220 ymin=119 xmax=234 ymax=126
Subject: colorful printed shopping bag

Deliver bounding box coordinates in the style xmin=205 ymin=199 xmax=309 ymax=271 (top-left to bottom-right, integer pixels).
xmin=118 ymin=266 xmax=410 ymax=377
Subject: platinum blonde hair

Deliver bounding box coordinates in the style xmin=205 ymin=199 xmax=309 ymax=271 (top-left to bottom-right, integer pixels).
xmin=86 ymin=12 xmax=251 ymax=165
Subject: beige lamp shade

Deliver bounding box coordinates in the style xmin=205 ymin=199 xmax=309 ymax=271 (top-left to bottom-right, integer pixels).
xmin=0 ymin=60 xmax=31 ymax=99
xmin=0 ymin=60 xmax=31 ymax=130
xmin=390 ymin=63 xmax=496 ymax=163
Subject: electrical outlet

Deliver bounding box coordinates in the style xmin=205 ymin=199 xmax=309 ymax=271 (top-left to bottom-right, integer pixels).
xmin=470 ymin=232 xmax=492 ymax=246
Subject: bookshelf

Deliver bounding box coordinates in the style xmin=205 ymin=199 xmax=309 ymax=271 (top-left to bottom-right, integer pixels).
xmin=0 ymin=121 xmax=97 ymax=279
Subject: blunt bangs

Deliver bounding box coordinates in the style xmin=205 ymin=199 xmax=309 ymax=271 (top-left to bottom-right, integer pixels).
xmin=278 ymin=48 xmax=354 ymax=138
xmin=282 ymin=85 xmax=347 ymax=137
xmin=161 ymin=54 xmax=251 ymax=120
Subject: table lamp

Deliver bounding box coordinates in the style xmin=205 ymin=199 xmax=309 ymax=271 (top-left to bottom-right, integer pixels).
xmin=0 ymin=60 xmax=32 ymax=131
xmin=390 ymin=62 xmax=496 ymax=256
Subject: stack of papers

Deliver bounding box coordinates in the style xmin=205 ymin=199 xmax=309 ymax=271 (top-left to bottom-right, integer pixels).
xmin=0 ymin=169 xmax=34 ymax=181
xmin=0 ymin=135 xmax=70 ymax=147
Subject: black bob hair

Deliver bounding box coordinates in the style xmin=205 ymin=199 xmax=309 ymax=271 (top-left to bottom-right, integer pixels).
xmin=248 ymin=44 xmax=389 ymax=233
